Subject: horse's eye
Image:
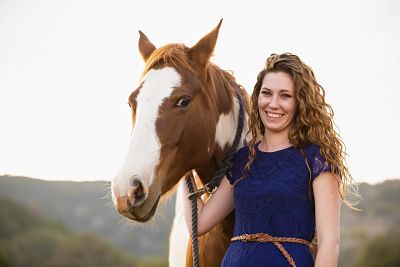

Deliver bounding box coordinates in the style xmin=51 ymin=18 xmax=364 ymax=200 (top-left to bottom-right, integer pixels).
xmin=127 ymin=102 xmax=131 ymax=108
xmin=175 ymin=97 xmax=191 ymax=108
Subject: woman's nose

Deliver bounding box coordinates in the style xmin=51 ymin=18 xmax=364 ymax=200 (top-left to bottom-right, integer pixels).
xmin=269 ymin=95 xmax=279 ymax=108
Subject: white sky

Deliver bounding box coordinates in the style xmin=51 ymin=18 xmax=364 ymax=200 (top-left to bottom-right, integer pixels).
xmin=0 ymin=0 xmax=399 ymax=184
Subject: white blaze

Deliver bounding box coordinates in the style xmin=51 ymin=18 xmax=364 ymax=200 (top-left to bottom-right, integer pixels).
xmin=113 ymin=67 xmax=181 ymax=196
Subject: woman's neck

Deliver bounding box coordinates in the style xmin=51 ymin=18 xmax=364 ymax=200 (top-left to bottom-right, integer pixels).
xmin=261 ymin=129 xmax=292 ymax=152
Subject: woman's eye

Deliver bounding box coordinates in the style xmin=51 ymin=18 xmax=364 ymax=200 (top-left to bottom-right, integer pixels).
xmin=282 ymin=94 xmax=291 ymax=98
xmin=262 ymin=91 xmax=272 ymax=95
xmin=175 ymin=97 xmax=191 ymax=107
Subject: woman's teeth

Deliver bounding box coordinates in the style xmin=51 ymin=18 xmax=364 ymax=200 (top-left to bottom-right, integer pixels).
xmin=266 ymin=112 xmax=284 ymax=118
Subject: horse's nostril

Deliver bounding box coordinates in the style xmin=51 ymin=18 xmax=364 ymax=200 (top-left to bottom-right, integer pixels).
xmin=129 ymin=176 xmax=141 ymax=187
xmin=130 ymin=178 xmax=143 ymax=194
xmin=128 ymin=178 xmax=146 ymax=206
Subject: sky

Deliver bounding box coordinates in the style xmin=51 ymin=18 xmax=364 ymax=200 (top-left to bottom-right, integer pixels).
xmin=0 ymin=0 xmax=399 ymax=184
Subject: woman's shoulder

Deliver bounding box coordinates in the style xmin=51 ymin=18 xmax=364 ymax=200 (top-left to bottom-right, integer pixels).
xmin=302 ymin=143 xmax=321 ymax=153
xmin=302 ymin=143 xmax=327 ymax=159
xmin=231 ymin=143 xmax=250 ymax=164
xmin=236 ymin=143 xmax=250 ymax=154
xmin=301 ymin=143 xmax=324 ymax=163
xmin=225 ymin=143 xmax=252 ymax=185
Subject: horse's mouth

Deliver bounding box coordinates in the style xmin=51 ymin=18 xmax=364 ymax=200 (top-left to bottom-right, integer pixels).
xmin=126 ymin=196 xmax=160 ymax=223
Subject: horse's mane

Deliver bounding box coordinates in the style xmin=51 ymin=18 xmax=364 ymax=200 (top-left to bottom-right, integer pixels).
xmin=141 ymin=43 xmax=250 ymax=113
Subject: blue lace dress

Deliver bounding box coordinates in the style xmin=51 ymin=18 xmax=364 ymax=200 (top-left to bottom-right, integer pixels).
xmin=221 ymin=142 xmax=331 ymax=267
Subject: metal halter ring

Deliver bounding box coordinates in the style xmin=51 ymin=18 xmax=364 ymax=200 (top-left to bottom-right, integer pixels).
xmin=187 ymin=183 xmax=217 ymax=199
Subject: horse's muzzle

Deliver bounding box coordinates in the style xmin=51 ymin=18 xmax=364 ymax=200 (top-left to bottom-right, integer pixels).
xmin=115 ymin=178 xmax=146 ymax=209
xmin=112 ymin=177 xmax=161 ymax=222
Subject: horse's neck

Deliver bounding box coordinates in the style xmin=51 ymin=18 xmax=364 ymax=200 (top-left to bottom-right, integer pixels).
xmin=196 ymin=79 xmax=249 ymax=184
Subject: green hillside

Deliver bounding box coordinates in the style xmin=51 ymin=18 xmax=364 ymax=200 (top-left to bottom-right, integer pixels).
xmin=0 ymin=197 xmax=139 ymax=267
xmin=339 ymin=180 xmax=400 ymax=267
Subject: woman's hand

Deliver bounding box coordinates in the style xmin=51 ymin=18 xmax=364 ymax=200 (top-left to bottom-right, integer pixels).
xmin=181 ymin=175 xmax=235 ymax=236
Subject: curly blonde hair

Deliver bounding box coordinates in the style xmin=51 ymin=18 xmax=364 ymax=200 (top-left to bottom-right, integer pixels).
xmin=234 ymin=53 xmax=358 ymax=204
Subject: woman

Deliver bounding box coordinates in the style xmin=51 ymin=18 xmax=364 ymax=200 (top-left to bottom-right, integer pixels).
xmin=181 ymin=53 xmax=355 ymax=266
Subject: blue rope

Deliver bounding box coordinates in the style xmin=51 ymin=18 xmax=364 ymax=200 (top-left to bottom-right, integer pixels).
xmin=185 ymin=172 xmax=200 ymax=267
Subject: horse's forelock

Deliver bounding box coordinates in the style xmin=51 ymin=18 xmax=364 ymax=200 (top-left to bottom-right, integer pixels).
xmin=141 ymin=44 xmax=195 ymax=79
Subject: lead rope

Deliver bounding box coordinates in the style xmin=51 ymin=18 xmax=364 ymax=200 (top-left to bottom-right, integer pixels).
xmin=185 ymin=171 xmax=200 ymax=267
xmin=185 ymin=87 xmax=245 ymax=267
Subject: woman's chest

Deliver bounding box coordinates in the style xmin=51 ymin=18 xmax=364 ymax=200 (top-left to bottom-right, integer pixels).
xmin=233 ymin=156 xmax=311 ymax=212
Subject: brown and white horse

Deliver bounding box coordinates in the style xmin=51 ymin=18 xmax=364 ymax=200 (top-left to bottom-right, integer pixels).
xmin=111 ymin=20 xmax=249 ymax=267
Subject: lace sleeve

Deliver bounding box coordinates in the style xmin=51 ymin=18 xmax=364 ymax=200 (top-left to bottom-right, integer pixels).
xmin=311 ymin=151 xmax=331 ymax=180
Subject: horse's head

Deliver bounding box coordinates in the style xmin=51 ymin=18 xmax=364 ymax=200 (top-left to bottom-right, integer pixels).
xmin=112 ymin=20 xmax=245 ymax=222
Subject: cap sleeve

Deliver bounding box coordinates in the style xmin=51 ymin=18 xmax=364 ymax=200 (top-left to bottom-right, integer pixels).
xmin=306 ymin=144 xmax=332 ymax=180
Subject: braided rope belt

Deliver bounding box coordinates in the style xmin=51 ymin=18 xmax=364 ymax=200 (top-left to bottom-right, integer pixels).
xmin=231 ymin=233 xmax=311 ymax=267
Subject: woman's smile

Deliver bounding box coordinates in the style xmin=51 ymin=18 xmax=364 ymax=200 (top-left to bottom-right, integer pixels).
xmin=265 ymin=111 xmax=285 ymax=118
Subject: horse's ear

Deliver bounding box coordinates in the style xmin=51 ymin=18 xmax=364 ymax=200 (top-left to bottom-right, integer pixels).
xmin=189 ymin=19 xmax=223 ymax=69
xmin=138 ymin=30 xmax=156 ymax=62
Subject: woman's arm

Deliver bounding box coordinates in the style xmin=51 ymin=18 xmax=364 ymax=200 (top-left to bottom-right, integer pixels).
xmin=180 ymin=175 xmax=234 ymax=236
xmin=313 ymin=172 xmax=341 ymax=267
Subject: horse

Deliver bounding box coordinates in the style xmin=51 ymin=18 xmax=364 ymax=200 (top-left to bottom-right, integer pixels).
xmin=111 ymin=20 xmax=250 ymax=267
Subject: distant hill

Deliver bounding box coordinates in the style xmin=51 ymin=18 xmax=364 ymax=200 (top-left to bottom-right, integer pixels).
xmin=339 ymin=180 xmax=400 ymax=267
xmin=1 ymin=175 xmax=399 ymax=266
xmin=0 ymin=175 xmax=175 ymax=261
xmin=0 ymin=197 xmax=139 ymax=267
